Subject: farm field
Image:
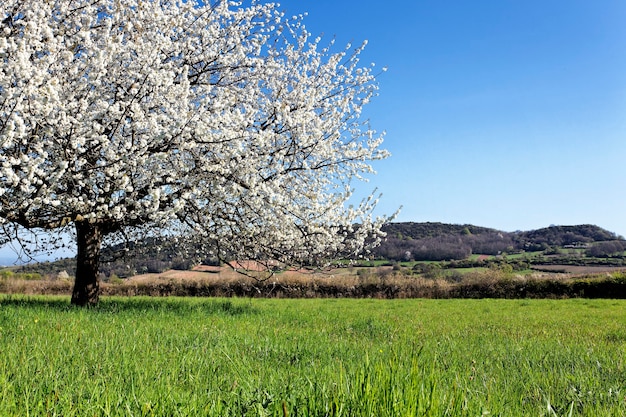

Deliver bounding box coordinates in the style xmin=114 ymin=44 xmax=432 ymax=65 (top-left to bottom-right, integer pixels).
xmin=0 ymin=296 xmax=624 ymax=416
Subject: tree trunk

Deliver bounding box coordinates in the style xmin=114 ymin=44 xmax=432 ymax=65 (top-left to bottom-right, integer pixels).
xmin=71 ymin=221 xmax=103 ymax=306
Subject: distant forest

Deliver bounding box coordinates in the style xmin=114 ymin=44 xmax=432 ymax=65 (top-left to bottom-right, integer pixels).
xmin=374 ymin=223 xmax=625 ymax=262
xmin=16 ymin=223 xmax=626 ymax=278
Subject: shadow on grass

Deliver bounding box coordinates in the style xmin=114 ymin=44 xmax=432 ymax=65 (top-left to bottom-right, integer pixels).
xmin=0 ymin=294 xmax=257 ymax=316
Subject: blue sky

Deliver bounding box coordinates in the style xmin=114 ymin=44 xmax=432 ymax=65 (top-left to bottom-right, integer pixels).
xmin=277 ymin=0 xmax=626 ymax=236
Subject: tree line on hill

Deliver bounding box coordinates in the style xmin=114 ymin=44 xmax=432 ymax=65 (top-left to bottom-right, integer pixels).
xmin=373 ymin=223 xmax=625 ymax=262
xmin=16 ymin=238 xmax=213 ymax=279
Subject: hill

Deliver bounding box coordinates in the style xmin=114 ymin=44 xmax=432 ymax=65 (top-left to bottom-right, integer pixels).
xmin=381 ymin=222 xmax=498 ymax=240
xmin=374 ymin=222 xmax=624 ymax=262
xmin=514 ymin=225 xmax=622 ymax=250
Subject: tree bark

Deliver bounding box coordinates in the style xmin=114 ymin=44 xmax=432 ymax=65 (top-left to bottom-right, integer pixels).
xmin=71 ymin=221 xmax=103 ymax=306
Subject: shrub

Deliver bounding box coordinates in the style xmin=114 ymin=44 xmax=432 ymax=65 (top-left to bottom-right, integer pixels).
xmin=171 ymin=258 xmax=194 ymax=271
xmin=0 ymin=270 xmax=42 ymax=281
xmin=109 ymin=274 xmax=124 ymax=285
xmin=0 ymin=270 xmax=14 ymax=280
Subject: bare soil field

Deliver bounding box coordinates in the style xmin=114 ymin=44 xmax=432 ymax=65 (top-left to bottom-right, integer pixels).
xmin=125 ymin=264 xmax=356 ymax=285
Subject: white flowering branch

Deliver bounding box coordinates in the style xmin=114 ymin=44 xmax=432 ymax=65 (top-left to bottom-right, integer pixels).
xmin=0 ymin=0 xmax=391 ymax=304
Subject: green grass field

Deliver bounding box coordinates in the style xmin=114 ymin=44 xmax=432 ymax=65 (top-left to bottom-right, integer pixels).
xmin=0 ymin=295 xmax=624 ymax=416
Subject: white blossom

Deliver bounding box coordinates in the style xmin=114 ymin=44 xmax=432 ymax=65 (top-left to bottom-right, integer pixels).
xmin=0 ymin=0 xmax=390 ymax=272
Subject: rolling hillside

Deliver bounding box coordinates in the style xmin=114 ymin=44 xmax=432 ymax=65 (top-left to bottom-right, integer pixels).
xmin=374 ymin=223 xmax=625 ymax=262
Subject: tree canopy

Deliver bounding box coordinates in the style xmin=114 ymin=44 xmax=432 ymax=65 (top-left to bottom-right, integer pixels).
xmin=0 ymin=0 xmax=389 ymax=304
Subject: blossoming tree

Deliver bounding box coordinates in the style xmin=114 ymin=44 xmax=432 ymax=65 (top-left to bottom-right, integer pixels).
xmin=0 ymin=0 xmax=389 ymax=306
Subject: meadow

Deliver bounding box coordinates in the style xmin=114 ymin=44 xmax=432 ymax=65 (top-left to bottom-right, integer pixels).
xmin=0 ymin=295 xmax=624 ymax=416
